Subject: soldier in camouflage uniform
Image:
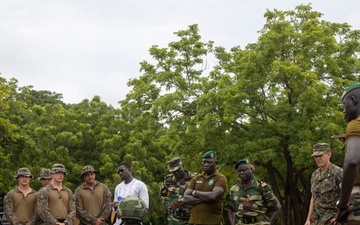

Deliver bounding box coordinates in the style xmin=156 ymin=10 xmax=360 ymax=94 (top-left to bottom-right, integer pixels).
xmin=116 ymin=196 xmax=147 ymax=225
xmin=74 ymin=165 xmax=112 ymax=225
xmin=38 ymin=168 xmax=52 ymax=189
xmin=37 ymin=163 xmax=76 ymax=225
xmin=305 ymin=143 xmax=342 ymax=225
xmin=4 ymin=167 xmax=38 ymax=225
xmin=159 ymin=157 xmax=197 ymax=225
xmin=336 ymin=83 xmax=360 ymax=224
xmin=226 ymin=158 xmax=280 ymax=225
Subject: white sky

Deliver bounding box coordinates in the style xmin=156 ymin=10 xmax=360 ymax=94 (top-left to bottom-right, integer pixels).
xmin=1 ymin=0 xmax=359 ymax=107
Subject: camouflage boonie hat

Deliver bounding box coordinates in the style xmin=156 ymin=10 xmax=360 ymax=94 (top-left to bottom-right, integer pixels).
xmin=38 ymin=168 xmax=52 ymax=180
xmin=312 ymin=143 xmax=330 ymax=156
xmin=51 ymin=163 xmax=67 ymax=175
xmin=79 ymin=165 xmax=98 ymax=178
xmin=168 ymin=157 xmax=183 ymax=172
xmin=15 ymin=167 xmax=34 ymax=179
xmin=117 ymin=196 xmax=148 ymax=221
xmin=202 ymin=151 xmax=216 ymax=158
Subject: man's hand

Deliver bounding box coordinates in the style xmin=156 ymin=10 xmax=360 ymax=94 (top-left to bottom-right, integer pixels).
xmin=336 ymin=206 xmax=360 ymax=223
xmin=96 ymin=217 xmax=105 ymax=225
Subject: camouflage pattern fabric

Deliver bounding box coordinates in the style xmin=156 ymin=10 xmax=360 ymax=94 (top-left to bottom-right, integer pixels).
xmin=117 ymin=196 xmax=147 ymax=221
xmin=74 ymin=182 xmax=112 ymax=225
xmin=339 ymin=192 xmax=360 ymax=224
xmin=310 ymin=163 xmax=342 ymax=225
xmin=37 ymin=184 xmax=76 ymax=225
xmin=159 ymin=171 xmax=197 ymax=225
xmin=226 ymin=178 xmax=277 ymax=225
xmin=4 ymin=187 xmax=38 ymax=225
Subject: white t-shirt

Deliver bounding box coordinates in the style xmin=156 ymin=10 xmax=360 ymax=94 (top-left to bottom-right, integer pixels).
xmin=113 ymin=178 xmax=149 ymax=225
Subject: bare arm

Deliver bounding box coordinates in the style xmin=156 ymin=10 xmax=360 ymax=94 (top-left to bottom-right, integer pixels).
xmin=194 ymin=186 xmax=224 ymax=202
xmin=269 ymin=197 xmax=281 ymax=225
xmin=183 ymin=189 xmax=204 ymax=205
xmin=304 ymin=195 xmax=314 ymax=225
xmin=336 ymin=137 xmax=360 ymax=221
xmin=227 ymin=209 xmax=235 ymax=225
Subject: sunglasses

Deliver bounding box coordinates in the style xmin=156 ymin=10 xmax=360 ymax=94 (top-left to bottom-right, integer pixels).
xmin=118 ymin=168 xmax=127 ymax=174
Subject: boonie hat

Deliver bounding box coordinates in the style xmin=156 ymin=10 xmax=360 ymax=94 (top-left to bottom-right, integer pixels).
xmin=79 ymin=165 xmax=98 ymax=178
xmin=15 ymin=167 xmax=34 ymax=179
xmin=312 ymin=143 xmax=330 ymax=156
xmin=168 ymin=157 xmax=183 ymax=172
xmin=51 ymin=163 xmax=67 ymax=175
xmin=38 ymin=168 xmax=52 ymax=180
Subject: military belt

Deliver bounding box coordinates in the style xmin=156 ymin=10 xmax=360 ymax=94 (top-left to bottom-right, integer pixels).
xmin=242 ymin=215 xmax=265 ymax=224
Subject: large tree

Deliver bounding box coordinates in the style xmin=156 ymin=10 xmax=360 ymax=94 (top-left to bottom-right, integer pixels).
xmin=122 ymin=4 xmax=360 ymax=225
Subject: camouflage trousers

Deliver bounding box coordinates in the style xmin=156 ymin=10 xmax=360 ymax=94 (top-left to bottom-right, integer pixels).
xmin=167 ymin=214 xmax=190 ymax=225
xmin=339 ymin=192 xmax=360 ymax=225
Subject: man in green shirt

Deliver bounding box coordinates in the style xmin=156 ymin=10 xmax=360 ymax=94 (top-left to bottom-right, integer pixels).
xmin=183 ymin=151 xmax=227 ymax=225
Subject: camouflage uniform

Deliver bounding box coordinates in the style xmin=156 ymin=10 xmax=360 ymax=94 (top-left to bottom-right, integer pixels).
xmin=160 ymin=170 xmax=197 ymax=225
xmin=75 ymin=165 xmax=112 ymax=225
xmin=37 ymin=164 xmax=76 ymax=225
xmin=226 ymin=178 xmax=278 ymax=225
xmin=310 ymin=163 xmax=342 ymax=224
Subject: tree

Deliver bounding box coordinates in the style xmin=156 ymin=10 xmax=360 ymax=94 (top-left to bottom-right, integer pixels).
xmin=214 ymin=4 xmax=360 ymax=224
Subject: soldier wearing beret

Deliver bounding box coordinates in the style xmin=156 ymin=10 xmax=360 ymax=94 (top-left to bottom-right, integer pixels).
xmin=37 ymin=163 xmax=76 ymax=225
xmin=226 ymin=158 xmax=280 ymax=225
xmin=4 ymin=167 xmax=39 ymax=225
xmin=160 ymin=157 xmax=198 ymax=225
xmin=305 ymin=143 xmax=342 ymax=225
xmin=183 ymin=151 xmax=227 ymax=225
xmin=336 ymin=83 xmax=360 ymax=224
xmin=74 ymin=165 xmax=112 ymax=225
xmin=39 ymin=168 xmax=52 ymax=189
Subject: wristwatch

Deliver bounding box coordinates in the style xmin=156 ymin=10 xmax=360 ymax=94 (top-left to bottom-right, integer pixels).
xmin=336 ymin=200 xmax=349 ymax=210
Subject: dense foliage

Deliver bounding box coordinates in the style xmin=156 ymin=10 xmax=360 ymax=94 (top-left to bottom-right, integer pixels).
xmin=1 ymin=4 xmax=360 ymax=225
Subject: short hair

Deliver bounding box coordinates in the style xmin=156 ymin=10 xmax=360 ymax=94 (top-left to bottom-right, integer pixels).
xmin=118 ymin=162 xmax=131 ymax=170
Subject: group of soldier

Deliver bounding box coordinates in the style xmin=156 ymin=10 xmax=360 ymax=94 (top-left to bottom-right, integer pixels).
xmin=160 ymin=151 xmax=280 ymax=225
xmin=3 ymin=163 xmax=147 ymax=225
xmin=159 ymin=82 xmax=360 ymax=225
xmin=4 ymin=82 xmax=360 ymax=225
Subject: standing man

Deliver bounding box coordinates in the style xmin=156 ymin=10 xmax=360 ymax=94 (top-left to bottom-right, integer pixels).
xmin=4 ymin=167 xmax=38 ymax=225
xmin=160 ymin=157 xmax=197 ymax=225
xmin=37 ymin=163 xmax=76 ymax=225
xmin=183 ymin=151 xmax=227 ymax=225
xmin=39 ymin=168 xmax=52 ymax=189
xmin=113 ymin=162 xmax=149 ymax=225
xmin=226 ymin=158 xmax=280 ymax=225
xmin=336 ymin=83 xmax=360 ymax=224
xmin=74 ymin=165 xmax=112 ymax=225
xmin=305 ymin=143 xmax=342 ymax=225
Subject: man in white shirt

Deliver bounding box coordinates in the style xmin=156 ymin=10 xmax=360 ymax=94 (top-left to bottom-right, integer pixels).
xmin=113 ymin=162 xmax=149 ymax=225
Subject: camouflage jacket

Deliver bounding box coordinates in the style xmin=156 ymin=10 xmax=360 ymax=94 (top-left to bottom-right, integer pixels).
xmin=4 ymin=187 xmax=38 ymax=225
xmin=74 ymin=181 xmax=112 ymax=225
xmin=37 ymin=184 xmax=76 ymax=225
xmin=310 ymin=163 xmax=342 ymax=223
xmin=159 ymin=171 xmax=197 ymax=212
xmin=226 ymin=178 xmax=277 ymax=223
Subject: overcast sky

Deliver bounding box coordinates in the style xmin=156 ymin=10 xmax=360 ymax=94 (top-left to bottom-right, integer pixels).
xmin=1 ymin=1 xmax=359 ymax=107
